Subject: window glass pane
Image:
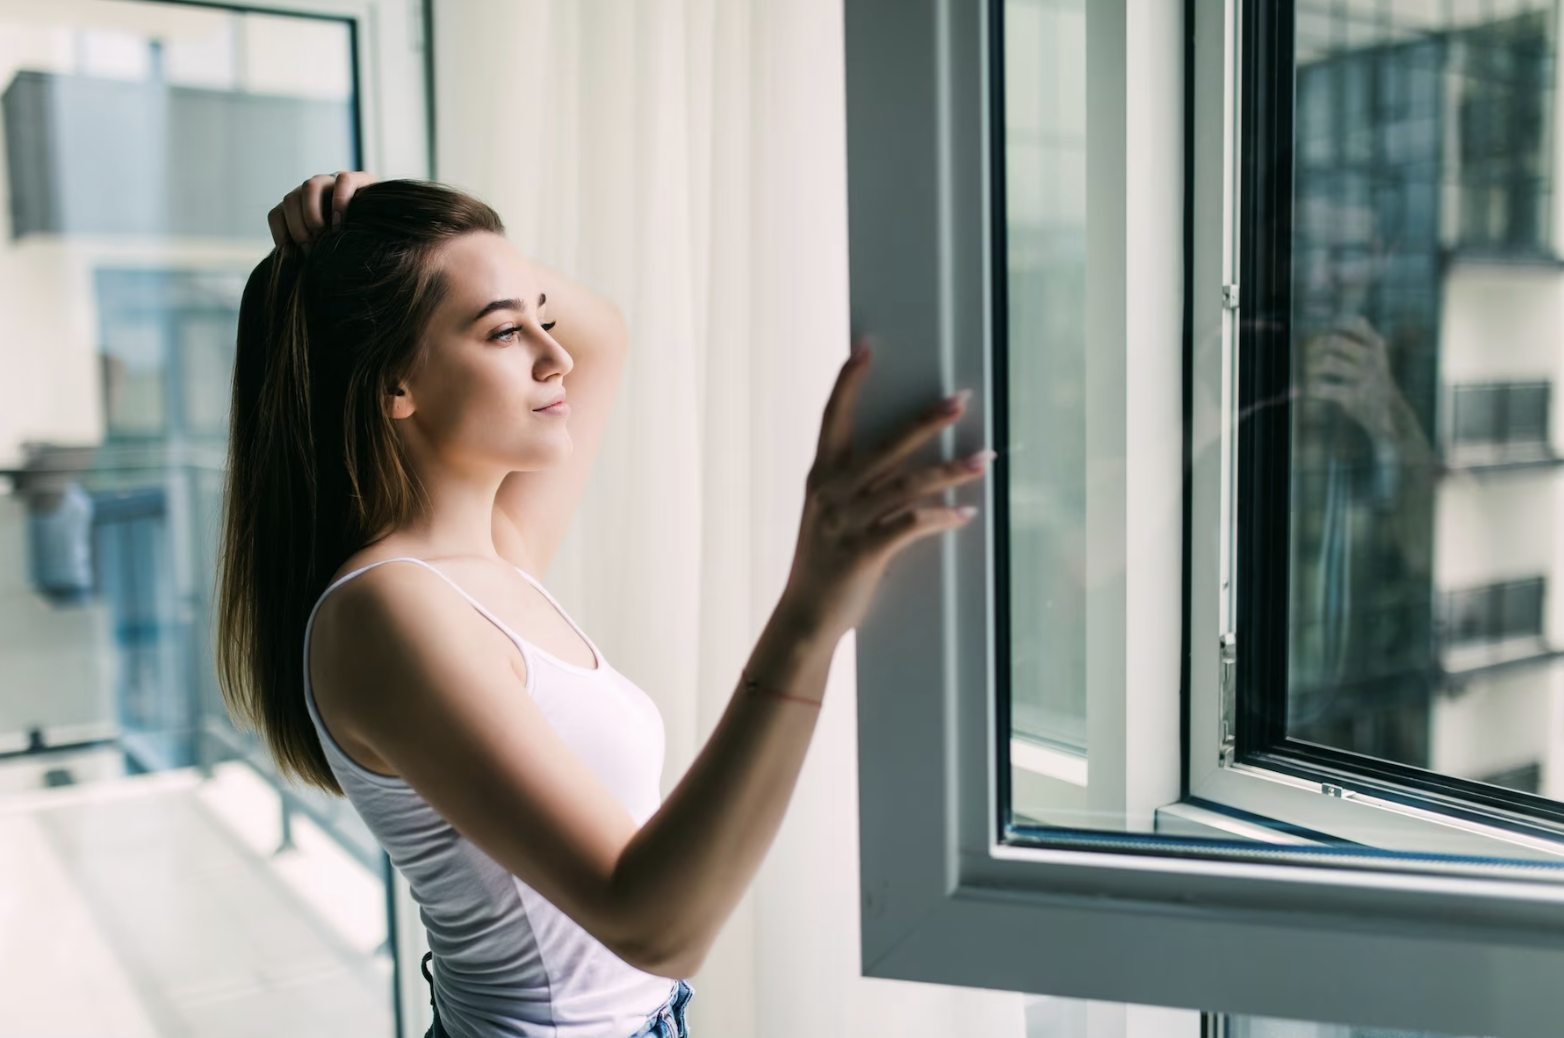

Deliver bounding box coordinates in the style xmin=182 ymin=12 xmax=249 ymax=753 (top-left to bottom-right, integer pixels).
xmin=1286 ymin=0 xmax=1564 ymax=799
xmin=1224 ymin=1013 xmax=1480 ymax=1038
xmin=1000 ymin=0 xmax=1564 ymax=865
xmin=1003 ymin=0 xmax=1089 ymax=761
xmin=0 ymin=2 xmax=392 ymax=1031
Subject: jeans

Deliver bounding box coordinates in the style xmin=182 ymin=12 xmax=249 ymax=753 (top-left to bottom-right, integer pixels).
xmin=626 ymin=979 xmax=694 ymax=1038
xmin=421 ymin=953 xmax=694 ymax=1038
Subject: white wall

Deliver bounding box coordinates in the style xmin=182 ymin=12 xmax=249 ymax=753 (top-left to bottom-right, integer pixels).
xmin=1435 ymin=474 xmax=1558 ymax=589
xmin=1431 ymin=663 xmax=1561 ymax=788
xmin=1439 ymin=267 xmax=1564 ymax=438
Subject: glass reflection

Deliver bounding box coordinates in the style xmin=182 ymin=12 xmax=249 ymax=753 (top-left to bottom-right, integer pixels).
xmin=0 ymin=2 xmax=391 ymax=1032
xmin=1287 ymin=0 xmax=1564 ymax=795
xmin=1226 ymin=1012 xmax=1483 ymax=1038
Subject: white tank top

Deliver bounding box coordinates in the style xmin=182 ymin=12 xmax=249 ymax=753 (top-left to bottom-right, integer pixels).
xmin=300 ymin=557 xmax=677 ymax=1038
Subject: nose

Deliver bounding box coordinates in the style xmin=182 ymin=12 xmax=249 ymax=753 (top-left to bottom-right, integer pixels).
xmin=536 ymin=326 xmax=573 ymax=380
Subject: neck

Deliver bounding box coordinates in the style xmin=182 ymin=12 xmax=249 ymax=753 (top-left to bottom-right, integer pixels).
xmin=394 ymin=462 xmax=509 ymax=562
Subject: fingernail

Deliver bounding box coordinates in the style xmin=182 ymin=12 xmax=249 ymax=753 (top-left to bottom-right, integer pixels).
xmin=943 ymin=389 xmax=973 ymax=414
xmin=962 ymin=448 xmax=997 ymax=472
xmin=956 ymin=505 xmax=979 ymax=520
xmin=332 ymin=210 xmax=342 ymax=226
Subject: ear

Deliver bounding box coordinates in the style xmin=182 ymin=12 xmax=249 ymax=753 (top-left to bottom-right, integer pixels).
xmin=386 ymin=383 xmax=416 ymax=420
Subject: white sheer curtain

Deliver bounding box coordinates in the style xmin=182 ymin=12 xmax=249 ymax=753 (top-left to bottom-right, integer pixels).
xmin=434 ymin=2 xmax=1027 ymax=1035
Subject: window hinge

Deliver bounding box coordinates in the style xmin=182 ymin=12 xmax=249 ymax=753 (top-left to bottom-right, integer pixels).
xmin=1219 ymin=632 xmax=1237 ymax=766
xmin=1222 ymin=283 xmax=1240 ymax=310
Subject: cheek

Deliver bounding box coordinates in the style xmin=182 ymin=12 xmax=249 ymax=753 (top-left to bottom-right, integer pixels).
xmin=428 ymin=360 xmax=563 ymax=456
xmin=410 ymin=357 xmax=501 ymax=434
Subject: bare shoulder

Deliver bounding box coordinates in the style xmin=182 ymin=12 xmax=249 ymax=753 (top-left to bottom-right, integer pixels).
xmin=309 ymin=560 xmax=527 ymax=727
xmin=314 ymin=559 xmax=428 ymax=644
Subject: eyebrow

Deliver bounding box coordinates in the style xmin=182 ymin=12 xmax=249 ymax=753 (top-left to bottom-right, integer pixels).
xmin=472 ymin=292 xmax=547 ymax=324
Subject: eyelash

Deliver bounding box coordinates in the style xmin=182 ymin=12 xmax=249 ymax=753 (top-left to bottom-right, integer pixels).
xmin=492 ymin=321 xmax=557 ymax=342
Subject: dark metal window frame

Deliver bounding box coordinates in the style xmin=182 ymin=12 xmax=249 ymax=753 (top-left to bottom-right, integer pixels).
xmin=1234 ymin=0 xmax=1564 ymax=842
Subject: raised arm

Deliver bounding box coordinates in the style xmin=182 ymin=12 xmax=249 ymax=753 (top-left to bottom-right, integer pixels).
xmin=315 ymin=344 xmax=992 ymax=979
xmin=490 ymin=263 xmax=628 ymax=577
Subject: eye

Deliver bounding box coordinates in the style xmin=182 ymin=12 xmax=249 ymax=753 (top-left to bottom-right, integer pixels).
xmin=491 ymin=325 xmax=523 ymax=343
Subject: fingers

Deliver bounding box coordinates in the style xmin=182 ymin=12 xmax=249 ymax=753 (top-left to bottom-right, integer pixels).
xmin=1306 ymin=350 xmax=1360 ymax=382
xmin=866 ymin=503 xmax=978 ymax=555
xmin=1306 ymin=381 xmax=1353 ymax=406
xmin=267 ymin=205 xmax=289 ymax=253
xmin=854 ymin=388 xmax=971 ymax=491
xmin=281 ymin=186 xmax=312 ymax=250
xmin=330 ymin=170 xmax=376 ymax=226
xmin=1306 ymin=333 xmax=1369 ymax=374
xmin=815 ymin=338 xmax=874 ymax=469
xmin=272 ymin=171 xmax=376 ymax=252
xmin=1342 ymin=315 xmax=1385 ymax=350
xmin=1309 ymin=319 xmax=1383 ymax=361
xmin=861 ymin=449 xmax=993 ymax=522
xmin=298 ymin=174 xmax=335 ymax=237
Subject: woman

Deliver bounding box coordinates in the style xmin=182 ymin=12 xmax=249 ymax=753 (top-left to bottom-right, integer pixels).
xmin=216 ymin=172 xmax=990 ymax=1038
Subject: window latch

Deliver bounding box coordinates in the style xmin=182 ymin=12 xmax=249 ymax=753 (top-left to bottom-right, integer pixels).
xmin=1222 ymin=283 xmax=1240 ymax=310
xmin=1219 ymin=632 xmax=1237 ymax=766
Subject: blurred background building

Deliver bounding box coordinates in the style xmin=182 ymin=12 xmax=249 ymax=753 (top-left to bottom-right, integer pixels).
xmin=1285 ymin=0 xmax=1564 ymax=799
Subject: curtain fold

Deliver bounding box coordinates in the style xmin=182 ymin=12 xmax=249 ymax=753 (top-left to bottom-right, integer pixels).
xmin=435 ymin=2 xmax=1027 ymax=1035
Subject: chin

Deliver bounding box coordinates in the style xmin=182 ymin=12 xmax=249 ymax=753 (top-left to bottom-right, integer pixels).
xmin=510 ymin=438 xmax=572 ymax=471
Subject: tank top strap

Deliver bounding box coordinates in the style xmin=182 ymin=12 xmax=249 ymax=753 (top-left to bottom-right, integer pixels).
xmin=307 ymin=555 xmax=543 ymax=656
xmin=511 ymin=566 xmax=606 ymax=668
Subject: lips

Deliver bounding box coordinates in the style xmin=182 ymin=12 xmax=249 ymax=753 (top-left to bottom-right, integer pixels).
xmin=534 ymin=398 xmax=569 ymax=416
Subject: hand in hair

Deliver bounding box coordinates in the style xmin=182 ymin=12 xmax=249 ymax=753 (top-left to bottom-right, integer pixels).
xmin=268 ymin=171 xmax=379 ymax=253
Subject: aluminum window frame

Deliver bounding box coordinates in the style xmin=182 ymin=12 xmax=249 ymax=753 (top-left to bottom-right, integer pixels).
xmin=849 ymin=0 xmax=1564 ymax=1034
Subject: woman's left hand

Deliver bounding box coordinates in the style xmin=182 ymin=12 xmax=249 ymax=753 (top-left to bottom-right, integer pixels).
xmin=268 ymin=170 xmax=378 ymax=253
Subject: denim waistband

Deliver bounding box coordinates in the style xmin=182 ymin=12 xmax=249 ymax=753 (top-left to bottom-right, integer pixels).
xmin=628 ymin=979 xmax=695 ymax=1038
xmin=421 ymin=953 xmax=694 ymax=1038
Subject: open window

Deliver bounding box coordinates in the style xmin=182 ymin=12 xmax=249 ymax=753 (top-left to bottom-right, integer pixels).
xmin=846 ymin=0 xmax=1564 ymax=1034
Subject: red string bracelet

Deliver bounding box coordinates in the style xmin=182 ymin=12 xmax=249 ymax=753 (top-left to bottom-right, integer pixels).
xmin=741 ymin=670 xmax=822 ymax=709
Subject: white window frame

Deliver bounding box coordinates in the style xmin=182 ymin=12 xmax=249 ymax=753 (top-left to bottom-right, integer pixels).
xmin=99 ymin=0 xmax=433 ymax=1033
xmin=847 ymin=0 xmax=1564 ymax=1035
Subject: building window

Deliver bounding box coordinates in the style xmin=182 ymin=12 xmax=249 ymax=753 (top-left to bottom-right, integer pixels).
xmin=1449 ymin=381 xmax=1552 ymax=462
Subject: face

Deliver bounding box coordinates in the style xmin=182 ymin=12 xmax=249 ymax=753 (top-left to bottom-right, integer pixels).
xmin=390 ymin=232 xmax=573 ymax=477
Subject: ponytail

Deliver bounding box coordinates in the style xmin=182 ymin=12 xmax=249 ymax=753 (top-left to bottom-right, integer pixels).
xmin=215 ymin=180 xmax=504 ymax=793
xmin=216 ymin=247 xmax=337 ymax=790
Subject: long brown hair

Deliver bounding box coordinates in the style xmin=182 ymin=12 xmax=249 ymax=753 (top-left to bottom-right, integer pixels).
xmin=216 ymin=180 xmax=504 ymax=793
